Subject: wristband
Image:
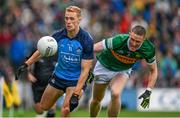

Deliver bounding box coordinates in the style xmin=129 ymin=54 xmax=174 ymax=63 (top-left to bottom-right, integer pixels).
xmin=146 ymin=87 xmax=152 ymax=92
xmin=72 ymin=93 xmax=79 ymax=98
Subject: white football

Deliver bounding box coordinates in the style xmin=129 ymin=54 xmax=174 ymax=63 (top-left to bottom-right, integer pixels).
xmin=37 ymin=36 xmax=58 ymax=57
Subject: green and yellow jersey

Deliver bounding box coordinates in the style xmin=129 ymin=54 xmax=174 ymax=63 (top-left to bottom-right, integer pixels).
xmin=96 ymin=34 xmax=156 ymax=71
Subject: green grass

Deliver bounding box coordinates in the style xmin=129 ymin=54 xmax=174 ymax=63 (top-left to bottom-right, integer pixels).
xmin=2 ymin=108 xmax=180 ymax=117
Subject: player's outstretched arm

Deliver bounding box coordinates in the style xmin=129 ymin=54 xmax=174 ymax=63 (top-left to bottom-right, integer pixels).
xmin=74 ymin=59 xmax=93 ymax=95
xmin=147 ymin=63 xmax=158 ymax=89
xmin=138 ymin=62 xmax=158 ymax=108
xmin=25 ymin=50 xmax=42 ymax=66
xmin=69 ymin=59 xmax=93 ymax=112
xmin=15 ymin=50 xmax=41 ymax=80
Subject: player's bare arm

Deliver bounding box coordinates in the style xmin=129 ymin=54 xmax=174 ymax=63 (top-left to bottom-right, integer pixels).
xmin=25 ymin=50 xmax=42 ymax=66
xmin=147 ymin=62 xmax=158 ymax=89
xmin=27 ymin=72 xmax=37 ymax=83
xmin=94 ymin=41 xmax=104 ymax=53
xmin=138 ymin=62 xmax=158 ymax=108
xmin=74 ymin=59 xmax=93 ymax=95
xmin=69 ymin=59 xmax=93 ymax=112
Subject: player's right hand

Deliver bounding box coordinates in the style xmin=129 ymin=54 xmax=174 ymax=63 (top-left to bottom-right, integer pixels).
xmin=15 ymin=63 xmax=28 ymax=80
xmin=69 ymin=93 xmax=79 ymax=112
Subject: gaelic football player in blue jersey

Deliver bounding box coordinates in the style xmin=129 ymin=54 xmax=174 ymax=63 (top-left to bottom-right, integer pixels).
xmin=16 ymin=6 xmax=93 ymax=117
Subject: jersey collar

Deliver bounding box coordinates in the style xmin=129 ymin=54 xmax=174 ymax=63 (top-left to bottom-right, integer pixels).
xmin=65 ymin=27 xmax=82 ymax=39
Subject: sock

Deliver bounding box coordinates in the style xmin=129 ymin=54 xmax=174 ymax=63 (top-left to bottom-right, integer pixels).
xmin=46 ymin=109 xmax=55 ymax=117
xmin=36 ymin=111 xmax=47 ymax=118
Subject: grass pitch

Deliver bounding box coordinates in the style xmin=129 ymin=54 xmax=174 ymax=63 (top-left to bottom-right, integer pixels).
xmin=2 ymin=108 xmax=180 ymax=117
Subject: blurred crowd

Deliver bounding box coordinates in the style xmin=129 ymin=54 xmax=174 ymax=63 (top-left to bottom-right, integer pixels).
xmin=0 ymin=0 xmax=180 ymax=109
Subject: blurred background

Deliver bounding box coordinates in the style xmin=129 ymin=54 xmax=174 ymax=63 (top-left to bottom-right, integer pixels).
xmin=0 ymin=0 xmax=180 ymax=117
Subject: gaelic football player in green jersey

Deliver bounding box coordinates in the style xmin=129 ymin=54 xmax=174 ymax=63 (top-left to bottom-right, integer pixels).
xmin=90 ymin=25 xmax=158 ymax=117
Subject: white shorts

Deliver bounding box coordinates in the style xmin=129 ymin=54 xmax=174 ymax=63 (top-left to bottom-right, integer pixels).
xmin=93 ymin=61 xmax=132 ymax=84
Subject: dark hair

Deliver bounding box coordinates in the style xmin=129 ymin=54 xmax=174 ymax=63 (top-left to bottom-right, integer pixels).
xmin=131 ymin=25 xmax=146 ymax=36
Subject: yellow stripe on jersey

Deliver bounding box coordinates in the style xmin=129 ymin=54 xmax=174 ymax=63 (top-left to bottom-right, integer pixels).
xmin=110 ymin=50 xmax=137 ymax=64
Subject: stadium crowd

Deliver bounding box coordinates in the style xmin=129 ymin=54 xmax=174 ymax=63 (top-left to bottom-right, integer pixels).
xmin=0 ymin=0 xmax=180 ymax=110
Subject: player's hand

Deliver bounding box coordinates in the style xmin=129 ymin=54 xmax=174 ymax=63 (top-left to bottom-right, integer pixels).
xmin=69 ymin=93 xmax=79 ymax=112
xmin=28 ymin=73 xmax=37 ymax=83
xmin=87 ymin=69 xmax=94 ymax=84
xmin=138 ymin=90 xmax=151 ymax=109
xmin=15 ymin=63 xmax=28 ymax=80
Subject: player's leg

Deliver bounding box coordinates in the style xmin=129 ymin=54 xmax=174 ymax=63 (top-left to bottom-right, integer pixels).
xmin=32 ymin=91 xmax=43 ymax=114
xmin=33 ymin=103 xmax=43 ymax=114
xmin=32 ymin=79 xmax=57 ymax=117
xmin=108 ymin=74 xmax=129 ymax=117
xmin=90 ymin=61 xmax=110 ymax=117
xmin=34 ymin=103 xmax=48 ymax=118
xmin=90 ymin=82 xmax=108 ymax=117
xmin=31 ymin=83 xmax=45 ymax=115
xmin=40 ymin=84 xmax=64 ymax=111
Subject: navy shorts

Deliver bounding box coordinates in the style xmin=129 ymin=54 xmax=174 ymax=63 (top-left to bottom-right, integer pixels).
xmin=49 ymin=74 xmax=87 ymax=93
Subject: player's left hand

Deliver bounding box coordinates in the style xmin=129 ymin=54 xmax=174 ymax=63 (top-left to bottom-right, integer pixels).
xmin=138 ymin=90 xmax=151 ymax=109
xmin=69 ymin=93 xmax=79 ymax=112
xmin=15 ymin=63 xmax=28 ymax=80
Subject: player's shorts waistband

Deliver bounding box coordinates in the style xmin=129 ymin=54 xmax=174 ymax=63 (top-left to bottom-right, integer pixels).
xmin=49 ymin=74 xmax=87 ymax=92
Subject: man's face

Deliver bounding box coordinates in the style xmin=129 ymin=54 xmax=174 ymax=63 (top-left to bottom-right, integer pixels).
xmin=65 ymin=11 xmax=80 ymax=32
xmin=129 ymin=32 xmax=144 ymax=51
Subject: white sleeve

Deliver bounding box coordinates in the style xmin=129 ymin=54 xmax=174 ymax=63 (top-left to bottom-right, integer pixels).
xmin=102 ymin=39 xmax=106 ymax=50
xmin=146 ymin=56 xmax=157 ymax=65
xmin=103 ymin=37 xmax=113 ymax=50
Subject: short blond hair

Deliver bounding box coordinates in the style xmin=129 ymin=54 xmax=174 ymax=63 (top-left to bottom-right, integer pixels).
xmin=66 ymin=6 xmax=81 ymax=17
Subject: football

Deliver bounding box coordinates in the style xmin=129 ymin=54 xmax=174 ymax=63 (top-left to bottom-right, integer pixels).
xmin=37 ymin=36 xmax=58 ymax=57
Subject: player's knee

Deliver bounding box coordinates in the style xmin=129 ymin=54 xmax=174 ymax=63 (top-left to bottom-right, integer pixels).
xmin=40 ymin=104 xmax=50 ymax=111
xmin=61 ymin=106 xmax=70 ymax=114
xmin=111 ymin=91 xmax=120 ymax=100
xmin=91 ymin=98 xmax=101 ymax=105
xmin=34 ymin=104 xmax=44 ymax=114
xmin=35 ymin=109 xmax=44 ymax=114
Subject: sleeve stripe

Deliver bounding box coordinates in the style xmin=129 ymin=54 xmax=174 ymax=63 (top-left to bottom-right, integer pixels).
xmin=102 ymin=40 xmax=107 ymax=50
xmin=147 ymin=60 xmax=156 ymax=65
xmin=107 ymin=37 xmax=113 ymax=49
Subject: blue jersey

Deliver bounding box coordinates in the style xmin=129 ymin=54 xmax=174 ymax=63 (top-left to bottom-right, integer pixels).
xmin=51 ymin=28 xmax=93 ymax=80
